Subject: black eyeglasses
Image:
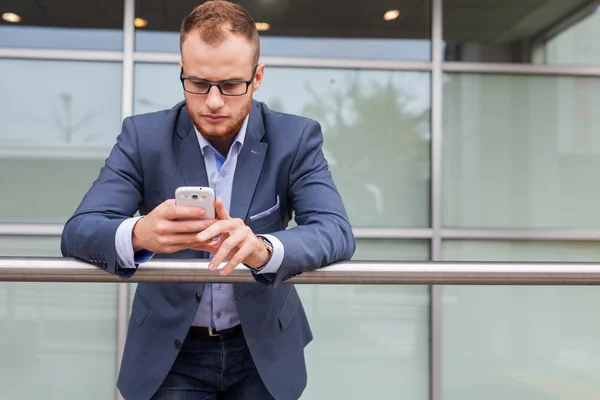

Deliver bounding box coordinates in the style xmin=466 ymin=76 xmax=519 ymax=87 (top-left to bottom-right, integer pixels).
xmin=180 ymin=66 xmax=257 ymax=96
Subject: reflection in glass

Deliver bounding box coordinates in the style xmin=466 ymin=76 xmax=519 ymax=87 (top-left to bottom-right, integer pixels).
xmin=136 ymin=33 xmax=431 ymax=60
xmin=442 ymin=240 xmax=600 ymax=400
xmin=0 ymin=59 xmax=122 ymax=156
xmin=0 ymin=158 xmax=106 ymax=223
xmin=134 ymin=63 xmax=183 ymax=115
xmin=133 ymin=65 xmax=432 ymax=227
xmin=545 ymin=7 xmax=600 ymax=65
xmin=0 ymin=59 xmax=121 ymax=223
xmin=0 ymin=236 xmax=117 ymax=399
xmin=0 ymin=1 xmax=123 ymax=50
xmin=443 ymin=0 xmax=600 ymax=64
xmin=353 ymin=239 xmax=430 ymax=261
xmin=298 ymin=283 xmax=430 ymax=399
xmin=259 ymin=68 xmax=431 ymax=227
xmin=0 ymin=236 xmax=61 ymax=256
xmin=134 ymin=0 xmax=431 ymax=60
xmin=443 ymin=73 xmax=600 ymax=228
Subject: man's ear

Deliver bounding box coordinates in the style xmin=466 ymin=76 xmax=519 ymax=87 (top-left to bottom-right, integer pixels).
xmin=253 ymin=64 xmax=265 ymax=92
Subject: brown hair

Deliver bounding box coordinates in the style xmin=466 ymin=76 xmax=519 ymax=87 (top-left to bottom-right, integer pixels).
xmin=180 ymin=1 xmax=260 ymax=65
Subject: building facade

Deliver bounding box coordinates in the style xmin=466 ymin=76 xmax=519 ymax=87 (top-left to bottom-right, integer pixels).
xmin=1 ymin=0 xmax=600 ymax=399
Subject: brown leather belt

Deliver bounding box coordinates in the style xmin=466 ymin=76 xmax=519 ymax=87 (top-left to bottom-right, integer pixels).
xmin=189 ymin=325 xmax=243 ymax=340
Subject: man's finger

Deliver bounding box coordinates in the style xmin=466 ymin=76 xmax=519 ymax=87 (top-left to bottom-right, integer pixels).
xmin=163 ymin=204 xmax=206 ymax=221
xmin=220 ymin=241 xmax=254 ymax=276
xmin=190 ymin=241 xmax=220 ymax=253
xmin=172 ymin=218 xmax=217 ymax=233
xmin=196 ymin=220 xmax=235 ymax=242
xmin=215 ymin=198 xmax=230 ymax=220
xmin=161 ymin=199 xmax=176 ymax=209
xmin=208 ymin=229 xmax=246 ymax=271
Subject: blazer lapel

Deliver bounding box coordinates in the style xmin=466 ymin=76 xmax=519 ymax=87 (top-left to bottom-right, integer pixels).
xmin=230 ymin=102 xmax=267 ymax=221
xmin=174 ymin=106 xmax=209 ymax=188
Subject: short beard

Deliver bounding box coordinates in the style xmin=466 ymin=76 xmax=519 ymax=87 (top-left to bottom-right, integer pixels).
xmin=187 ymin=95 xmax=253 ymax=144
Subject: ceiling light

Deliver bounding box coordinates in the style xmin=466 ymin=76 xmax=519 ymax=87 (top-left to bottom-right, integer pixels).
xmin=134 ymin=17 xmax=148 ymax=28
xmin=383 ymin=9 xmax=400 ymax=21
xmin=2 ymin=12 xmax=21 ymax=23
xmin=255 ymin=22 xmax=270 ymax=31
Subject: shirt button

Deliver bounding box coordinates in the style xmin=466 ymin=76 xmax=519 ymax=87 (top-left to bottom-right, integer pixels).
xmin=174 ymin=340 xmax=182 ymax=349
xmin=221 ymin=171 xmax=226 ymax=177
xmin=217 ymin=285 xmax=222 ymax=290
xmin=195 ymin=293 xmax=201 ymax=302
xmin=215 ymin=312 xmax=221 ymax=319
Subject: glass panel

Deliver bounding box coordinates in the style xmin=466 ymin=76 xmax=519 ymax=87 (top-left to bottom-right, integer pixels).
xmin=0 ymin=235 xmax=61 ymax=256
xmin=443 ymin=0 xmax=600 ymax=64
xmin=134 ymin=0 xmax=431 ymax=60
xmin=301 ymin=239 xmax=430 ymax=399
xmin=443 ymin=240 xmax=600 ymax=262
xmin=134 ymin=63 xmax=183 ymax=114
xmin=0 ymin=59 xmax=122 ymax=223
xmin=442 ymin=240 xmax=600 ymax=400
xmin=0 ymin=1 xmax=123 ymax=50
xmin=544 ymin=5 xmax=600 ymax=65
xmin=443 ymin=73 xmax=600 ymax=228
xmin=299 ymin=283 xmax=430 ymax=399
xmin=353 ymin=239 xmax=430 ymax=261
xmin=261 ymin=68 xmax=431 ymax=227
xmin=0 ymin=236 xmax=117 ymax=399
xmin=134 ymin=63 xmax=431 ymax=227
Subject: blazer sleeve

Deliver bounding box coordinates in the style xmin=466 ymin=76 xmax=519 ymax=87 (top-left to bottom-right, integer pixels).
xmin=253 ymin=119 xmax=356 ymax=287
xmin=60 ymin=117 xmax=144 ymax=278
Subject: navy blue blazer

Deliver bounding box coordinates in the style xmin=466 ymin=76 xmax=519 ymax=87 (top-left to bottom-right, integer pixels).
xmin=61 ymin=100 xmax=356 ymax=400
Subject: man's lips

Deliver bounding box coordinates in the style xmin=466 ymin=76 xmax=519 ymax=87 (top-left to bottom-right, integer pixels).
xmin=202 ymin=115 xmax=227 ymax=123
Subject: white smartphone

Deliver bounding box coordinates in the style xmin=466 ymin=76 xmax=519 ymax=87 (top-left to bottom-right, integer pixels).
xmin=175 ymin=186 xmax=216 ymax=219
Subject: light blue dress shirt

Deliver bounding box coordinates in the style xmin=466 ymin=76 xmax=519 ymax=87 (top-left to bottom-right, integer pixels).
xmin=115 ymin=115 xmax=285 ymax=329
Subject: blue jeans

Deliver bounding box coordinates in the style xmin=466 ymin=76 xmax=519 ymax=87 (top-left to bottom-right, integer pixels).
xmin=151 ymin=331 xmax=274 ymax=400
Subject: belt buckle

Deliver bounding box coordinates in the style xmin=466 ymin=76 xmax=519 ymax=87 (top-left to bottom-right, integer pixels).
xmin=208 ymin=327 xmax=220 ymax=337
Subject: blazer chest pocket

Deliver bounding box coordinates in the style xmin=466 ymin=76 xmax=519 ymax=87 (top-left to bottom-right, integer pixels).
xmin=248 ymin=196 xmax=280 ymax=232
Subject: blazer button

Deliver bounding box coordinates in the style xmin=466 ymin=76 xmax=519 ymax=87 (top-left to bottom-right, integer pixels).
xmin=195 ymin=293 xmax=201 ymax=302
xmin=174 ymin=340 xmax=181 ymax=349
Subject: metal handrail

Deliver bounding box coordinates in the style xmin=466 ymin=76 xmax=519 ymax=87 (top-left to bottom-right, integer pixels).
xmin=1 ymin=257 xmax=600 ymax=285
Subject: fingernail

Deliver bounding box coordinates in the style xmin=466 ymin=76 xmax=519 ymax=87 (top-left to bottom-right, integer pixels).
xmin=198 ymin=234 xmax=205 ymax=241
xmin=208 ymin=263 xmax=214 ymax=270
xmin=220 ymin=270 xmax=226 ymax=276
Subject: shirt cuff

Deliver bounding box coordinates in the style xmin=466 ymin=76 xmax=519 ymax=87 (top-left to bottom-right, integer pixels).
xmin=252 ymin=234 xmax=284 ymax=274
xmin=115 ymin=217 xmax=155 ymax=269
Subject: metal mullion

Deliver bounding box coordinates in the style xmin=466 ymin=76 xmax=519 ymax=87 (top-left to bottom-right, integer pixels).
xmin=443 ymin=61 xmax=600 ymax=77
xmin=134 ymin=51 xmax=433 ymax=71
xmin=0 ymin=47 xmax=123 ymax=61
xmin=115 ymin=0 xmax=135 ymax=399
xmin=430 ymin=1 xmax=444 ymax=400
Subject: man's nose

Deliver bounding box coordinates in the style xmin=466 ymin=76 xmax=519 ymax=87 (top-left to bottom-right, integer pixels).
xmin=205 ymin=85 xmax=224 ymax=110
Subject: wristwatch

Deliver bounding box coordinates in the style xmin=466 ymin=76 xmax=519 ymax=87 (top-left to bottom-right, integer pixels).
xmin=254 ymin=235 xmax=273 ymax=270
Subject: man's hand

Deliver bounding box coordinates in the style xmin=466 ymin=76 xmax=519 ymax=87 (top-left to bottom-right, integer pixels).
xmin=195 ymin=198 xmax=270 ymax=276
xmin=132 ymin=199 xmax=217 ymax=254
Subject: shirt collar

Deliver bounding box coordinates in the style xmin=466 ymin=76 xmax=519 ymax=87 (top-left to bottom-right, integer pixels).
xmin=194 ymin=114 xmax=249 ymax=157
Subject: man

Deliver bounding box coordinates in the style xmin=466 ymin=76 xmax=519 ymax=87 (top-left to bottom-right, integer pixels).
xmin=61 ymin=1 xmax=355 ymax=399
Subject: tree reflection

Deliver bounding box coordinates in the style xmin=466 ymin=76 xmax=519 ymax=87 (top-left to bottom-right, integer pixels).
xmin=271 ymin=72 xmax=430 ymax=227
xmin=32 ymin=92 xmax=95 ymax=144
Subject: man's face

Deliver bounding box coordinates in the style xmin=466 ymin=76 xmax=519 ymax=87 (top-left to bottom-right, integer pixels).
xmin=180 ymin=29 xmax=264 ymax=142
